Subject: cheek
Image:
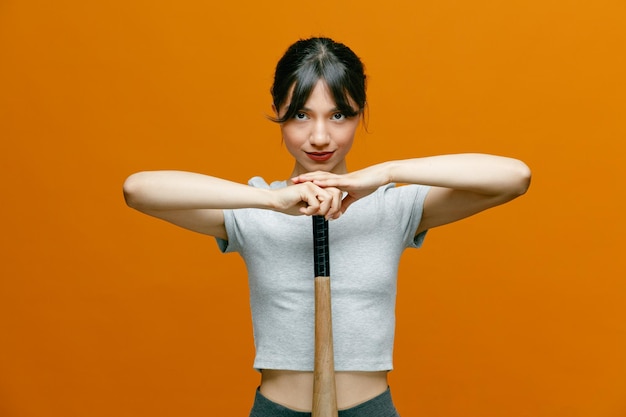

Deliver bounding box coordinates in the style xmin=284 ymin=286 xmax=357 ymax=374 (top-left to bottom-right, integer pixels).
xmin=337 ymin=124 xmax=358 ymax=147
xmin=339 ymin=137 xmax=355 ymax=155
xmin=280 ymin=125 xmax=302 ymax=150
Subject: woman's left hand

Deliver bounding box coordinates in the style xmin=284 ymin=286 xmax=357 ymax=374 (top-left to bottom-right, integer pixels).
xmin=291 ymin=164 xmax=391 ymax=215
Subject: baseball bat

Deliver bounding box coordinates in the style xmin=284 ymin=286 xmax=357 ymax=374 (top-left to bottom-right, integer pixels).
xmin=312 ymin=215 xmax=338 ymax=417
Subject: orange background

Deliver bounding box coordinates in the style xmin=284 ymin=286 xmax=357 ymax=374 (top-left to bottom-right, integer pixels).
xmin=1 ymin=1 xmax=625 ymax=416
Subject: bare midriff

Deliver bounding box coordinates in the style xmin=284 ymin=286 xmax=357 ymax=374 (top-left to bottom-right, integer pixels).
xmin=259 ymin=370 xmax=389 ymax=412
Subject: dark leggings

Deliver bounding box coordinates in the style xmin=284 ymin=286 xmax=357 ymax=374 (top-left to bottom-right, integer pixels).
xmin=248 ymin=387 xmax=401 ymax=417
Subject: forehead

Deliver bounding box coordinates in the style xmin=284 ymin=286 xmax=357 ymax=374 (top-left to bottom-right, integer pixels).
xmin=282 ymin=80 xmax=356 ymax=111
xmin=302 ymin=81 xmax=335 ymax=106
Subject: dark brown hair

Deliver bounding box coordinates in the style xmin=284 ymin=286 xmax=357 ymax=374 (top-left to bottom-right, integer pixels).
xmin=270 ymin=37 xmax=367 ymax=123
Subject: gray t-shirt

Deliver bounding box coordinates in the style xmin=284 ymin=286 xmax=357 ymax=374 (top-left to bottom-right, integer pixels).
xmin=217 ymin=176 xmax=430 ymax=371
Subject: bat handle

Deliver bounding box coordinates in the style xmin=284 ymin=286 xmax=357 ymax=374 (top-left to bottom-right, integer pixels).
xmin=313 ymin=275 xmax=338 ymax=417
xmin=312 ymin=216 xmax=338 ymax=417
xmin=313 ymin=215 xmax=330 ymax=277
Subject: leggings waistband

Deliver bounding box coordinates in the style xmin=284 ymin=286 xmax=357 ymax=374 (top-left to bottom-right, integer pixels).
xmin=249 ymin=387 xmax=400 ymax=417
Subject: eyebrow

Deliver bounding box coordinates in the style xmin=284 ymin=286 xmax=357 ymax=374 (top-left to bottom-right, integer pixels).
xmin=299 ymin=107 xmax=342 ymax=112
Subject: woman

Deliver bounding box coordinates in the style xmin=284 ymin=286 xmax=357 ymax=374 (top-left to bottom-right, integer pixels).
xmin=123 ymin=37 xmax=531 ymax=417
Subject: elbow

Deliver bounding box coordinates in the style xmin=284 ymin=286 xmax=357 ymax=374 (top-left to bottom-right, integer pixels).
xmin=507 ymin=160 xmax=532 ymax=198
xmin=516 ymin=161 xmax=532 ymax=196
xmin=123 ymin=172 xmax=148 ymax=210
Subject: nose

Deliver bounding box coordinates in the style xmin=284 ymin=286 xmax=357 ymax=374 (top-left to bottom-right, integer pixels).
xmin=309 ymin=119 xmax=331 ymax=147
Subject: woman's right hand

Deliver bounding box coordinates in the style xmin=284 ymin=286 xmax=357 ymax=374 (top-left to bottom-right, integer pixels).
xmin=271 ymin=182 xmax=343 ymax=219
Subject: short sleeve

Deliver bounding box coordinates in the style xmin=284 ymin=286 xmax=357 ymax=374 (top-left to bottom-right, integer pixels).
xmin=382 ymin=184 xmax=431 ymax=249
xmin=214 ymin=209 xmax=240 ymax=254
xmin=213 ymin=176 xmax=277 ymax=255
xmin=411 ymin=228 xmax=428 ymax=249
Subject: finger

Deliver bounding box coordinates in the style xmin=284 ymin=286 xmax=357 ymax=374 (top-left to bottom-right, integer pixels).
xmin=340 ymin=194 xmax=357 ymax=215
xmin=313 ymin=176 xmax=350 ymax=189
xmin=300 ymin=191 xmax=321 ymax=215
xmin=291 ymin=173 xmax=320 ymax=184
xmin=316 ymin=190 xmax=332 ymax=216
xmin=292 ymin=172 xmax=335 ymax=184
xmin=326 ymin=188 xmax=343 ymax=219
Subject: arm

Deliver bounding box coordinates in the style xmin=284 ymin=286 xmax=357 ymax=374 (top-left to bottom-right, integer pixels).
xmin=123 ymin=171 xmax=343 ymax=238
xmin=292 ymin=154 xmax=531 ymax=232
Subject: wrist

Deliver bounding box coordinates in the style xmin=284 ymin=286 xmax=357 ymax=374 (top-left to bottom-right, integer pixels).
xmin=265 ymin=188 xmax=283 ymax=211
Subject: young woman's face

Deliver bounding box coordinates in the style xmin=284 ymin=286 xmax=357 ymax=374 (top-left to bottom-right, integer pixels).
xmin=277 ymin=80 xmax=361 ymax=177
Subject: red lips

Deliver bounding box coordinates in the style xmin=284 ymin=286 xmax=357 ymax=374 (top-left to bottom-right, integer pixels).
xmin=306 ymin=152 xmax=334 ymax=162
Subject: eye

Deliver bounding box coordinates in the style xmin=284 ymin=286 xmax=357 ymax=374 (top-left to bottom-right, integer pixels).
xmin=331 ymin=112 xmax=346 ymax=121
xmin=294 ymin=112 xmax=308 ymax=120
